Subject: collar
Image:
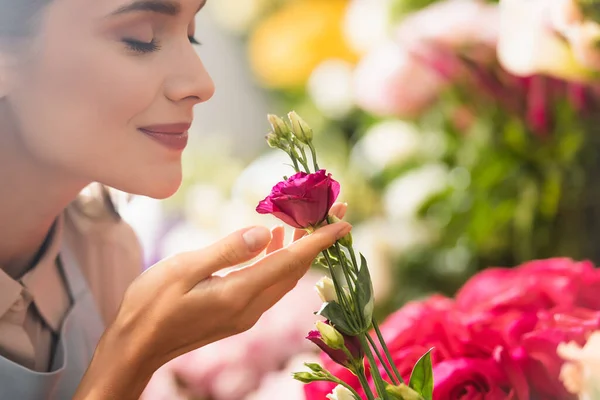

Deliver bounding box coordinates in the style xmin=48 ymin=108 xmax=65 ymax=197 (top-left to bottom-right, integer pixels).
xmin=0 ymin=217 xmax=70 ymax=333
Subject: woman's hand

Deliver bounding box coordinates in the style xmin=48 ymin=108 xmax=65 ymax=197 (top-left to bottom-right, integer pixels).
xmin=75 ymin=204 xmax=350 ymax=400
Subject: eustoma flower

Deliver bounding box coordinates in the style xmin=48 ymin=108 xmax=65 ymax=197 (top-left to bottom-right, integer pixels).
xmin=307 ymin=321 xmax=364 ymax=369
xmin=257 ymin=112 xmax=435 ymax=400
xmin=256 ymin=169 xmax=340 ymax=229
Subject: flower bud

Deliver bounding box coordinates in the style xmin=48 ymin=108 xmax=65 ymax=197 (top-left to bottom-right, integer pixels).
xmin=293 ymin=371 xmax=320 ymax=384
xmin=386 ymin=383 xmax=423 ymax=400
xmin=304 ymin=362 xmax=325 ymax=373
xmin=267 ymin=114 xmax=292 ymax=139
xmin=288 ymin=110 xmax=314 ymax=144
xmin=265 ymin=132 xmax=281 ymax=148
xmin=307 ymin=321 xmax=364 ymax=368
xmin=315 ymin=276 xmax=338 ymax=303
xmin=316 ymin=321 xmax=345 ymax=350
xmin=329 ymin=215 xmax=353 ymax=247
xmin=326 ymin=385 xmax=356 ymax=400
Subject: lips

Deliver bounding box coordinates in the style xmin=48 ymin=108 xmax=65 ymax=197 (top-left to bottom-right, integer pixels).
xmin=138 ymin=122 xmax=191 ymax=151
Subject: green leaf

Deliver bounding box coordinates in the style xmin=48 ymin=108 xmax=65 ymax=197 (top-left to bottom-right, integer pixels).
xmin=317 ymin=301 xmax=358 ymax=335
xmin=409 ymin=348 xmax=434 ymax=400
xmin=356 ymin=254 xmax=375 ymax=328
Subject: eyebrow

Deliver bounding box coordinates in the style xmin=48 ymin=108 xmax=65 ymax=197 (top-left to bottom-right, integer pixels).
xmin=110 ymin=0 xmax=207 ymax=17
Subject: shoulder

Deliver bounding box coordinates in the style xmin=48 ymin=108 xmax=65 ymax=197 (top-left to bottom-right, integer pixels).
xmin=63 ymin=184 xmax=143 ymax=325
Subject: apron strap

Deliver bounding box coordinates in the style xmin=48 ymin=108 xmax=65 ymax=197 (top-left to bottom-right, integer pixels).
xmin=58 ymin=242 xmax=88 ymax=301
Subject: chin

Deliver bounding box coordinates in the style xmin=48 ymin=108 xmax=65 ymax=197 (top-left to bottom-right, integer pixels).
xmin=139 ymin=177 xmax=182 ymax=199
xmin=111 ymin=171 xmax=183 ymax=200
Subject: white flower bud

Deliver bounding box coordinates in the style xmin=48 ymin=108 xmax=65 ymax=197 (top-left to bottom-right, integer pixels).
xmin=315 ymin=276 xmax=338 ymax=303
xmin=326 ymin=384 xmax=356 ymax=400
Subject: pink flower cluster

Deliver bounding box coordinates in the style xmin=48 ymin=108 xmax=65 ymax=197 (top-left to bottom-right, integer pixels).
xmin=305 ymin=258 xmax=600 ymax=399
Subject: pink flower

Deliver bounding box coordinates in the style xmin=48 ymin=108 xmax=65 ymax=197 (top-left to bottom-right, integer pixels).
xmin=304 ymin=258 xmax=600 ymax=400
xmin=456 ymin=258 xmax=600 ymax=313
xmin=352 ymin=41 xmax=448 ymax=118
xmin=432 ymin=358 xmax=514 ymax=399
xmin=256 ymin=169 xmax=340 ymax=229
xmin=306 ymin=322 xmax=363 ymax=368
xmin=353 ymin=0 xmax=500 ymax=118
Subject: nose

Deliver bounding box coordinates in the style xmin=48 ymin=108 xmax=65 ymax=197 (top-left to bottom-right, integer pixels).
xmin=164 ymin=46 xmax=215 ymax=106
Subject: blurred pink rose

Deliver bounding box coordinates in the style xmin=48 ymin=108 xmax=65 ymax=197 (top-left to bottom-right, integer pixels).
xmin=353 ymin=0 xmax=500 ymax=118
xmin=456 ymin=258 xmax=600 ymax=313
xmin=353 ymin=42 xmax=448 ymax=118
xmin=433 ymin=357 xmax=515 ymax=399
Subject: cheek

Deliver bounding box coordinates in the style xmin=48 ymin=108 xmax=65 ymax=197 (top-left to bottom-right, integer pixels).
xmin=9 ymin=40 xmax=160 ymax=172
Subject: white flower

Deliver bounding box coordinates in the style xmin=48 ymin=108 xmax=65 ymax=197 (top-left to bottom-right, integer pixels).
xmin=343 ymin=0 xmax=391 ymax=54
xmin=393 ymin=0 xmax=499 ymax=49
xmin=558 ymin=331 xmax=600 ymax=399
xmin=308 ymin=59 xmax=355 ymax=120
xmin=383 ymin=164 xmax=449 ymax=220
xmin=327 ymin=384 xmax=356 ymax=400
xmin=565 ymin=21 xmax=600 ymax=70
xmin=315 ymin=276 xmax=338 ymax=303
xmin=549 ymin=0 xmax=583 ymax=34
xmin=350 ymin=120 xmax=422 ymax=177
xmin=497 ymin=0 xmax=592 ymax=80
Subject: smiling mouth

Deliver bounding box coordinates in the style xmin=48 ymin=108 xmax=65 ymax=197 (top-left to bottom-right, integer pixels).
xmin=138 ymin=123 xmax=191 ymax=151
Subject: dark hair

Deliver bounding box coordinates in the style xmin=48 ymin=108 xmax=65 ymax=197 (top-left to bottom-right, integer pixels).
xmin=0 ymin=1 xmax=122 ymax=220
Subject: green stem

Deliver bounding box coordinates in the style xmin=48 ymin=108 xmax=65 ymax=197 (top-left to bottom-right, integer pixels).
xmin=322 ymin=251 xmax=359 ymax=332
xmin=359 ymin=335 xmax=391 ymax=400
xmin=356 ymin=366 xmax=376 ymax=400
xmin=286 ymin=150 xmax=300 ymax=172
xmin=373 ymin=320 xmax=404 ymax=384
xmin=299 ymin=146 xmax=312 ymax=173
xmin=308 ymin=142 xmax=320 ymax=171
xmin=367 ymin=333 xmax=398 ymax=386
xmin=291 ymin=141 xmax=310 ymax=173
xmin=333 ymin=242 xmax=362 ymax=319
xmin=348 ymin=244 xmax=361 ymax=276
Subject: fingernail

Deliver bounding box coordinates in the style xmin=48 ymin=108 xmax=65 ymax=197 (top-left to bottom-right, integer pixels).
xmin=243 ymin=226 xmax=271 ymax=252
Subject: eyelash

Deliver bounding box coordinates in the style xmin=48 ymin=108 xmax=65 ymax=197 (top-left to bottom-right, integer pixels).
xmin=123 ymin=36 xmax=201 ymax=54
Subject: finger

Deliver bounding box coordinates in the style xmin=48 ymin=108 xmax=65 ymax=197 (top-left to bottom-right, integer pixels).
xmin=329 ymin=202 xmax=348 ymax=219
xmin=173 ymin=226 xmax=272 ymax=290
xmin=266 ymin=226 xmax=285 ymax=254
xmin=293 ymin=228 xmax=307 ymax=242
xmin=228 ymin=222 xmax=352 ymax=295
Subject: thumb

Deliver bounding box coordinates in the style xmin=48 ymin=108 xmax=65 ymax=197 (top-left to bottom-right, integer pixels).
xmin=173 ymin=226 xmax=273 ymax=289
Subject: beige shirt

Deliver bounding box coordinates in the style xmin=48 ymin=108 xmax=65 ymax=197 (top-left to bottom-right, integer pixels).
xmin=0 ymin=201 xmax=142 ymax=372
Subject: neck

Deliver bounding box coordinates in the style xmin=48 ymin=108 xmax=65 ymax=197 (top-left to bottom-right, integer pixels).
xmin=0 ymin=111 xmax=88 ymax=278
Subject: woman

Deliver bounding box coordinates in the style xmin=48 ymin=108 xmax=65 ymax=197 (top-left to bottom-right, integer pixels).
xmin=0 ymin=0 xmax=352 ymax=398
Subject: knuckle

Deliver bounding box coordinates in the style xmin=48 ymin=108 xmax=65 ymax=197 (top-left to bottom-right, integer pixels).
xmin=217 ymin=241 xmax=243 ymax=266
xmin=286 ymin=256 xmax=307 ymax=281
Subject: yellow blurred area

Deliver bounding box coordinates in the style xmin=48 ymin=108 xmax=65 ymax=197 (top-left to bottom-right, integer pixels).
xmin=248 ymin=0 xmax=359 ymax=89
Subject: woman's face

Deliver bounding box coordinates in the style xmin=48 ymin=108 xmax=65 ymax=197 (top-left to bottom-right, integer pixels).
xmin=2 ymin=0 xmax=214 ymax=198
